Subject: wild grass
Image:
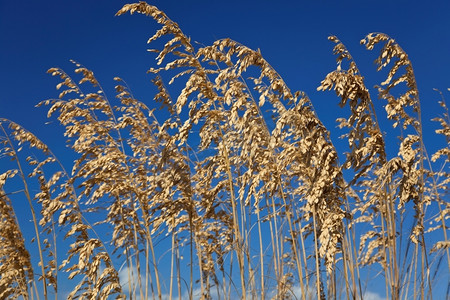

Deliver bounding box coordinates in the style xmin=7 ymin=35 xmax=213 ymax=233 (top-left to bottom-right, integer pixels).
xmin=0 ymin=2 xmax=449 ymax=299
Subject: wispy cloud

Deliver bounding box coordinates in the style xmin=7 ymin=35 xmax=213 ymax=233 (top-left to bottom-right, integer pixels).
xmin=118 ymin=269 xmax=385 ymax=300
xmin=361 ymin=291 xmax=384 ymax=300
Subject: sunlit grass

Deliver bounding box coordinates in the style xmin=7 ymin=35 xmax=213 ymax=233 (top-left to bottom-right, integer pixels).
xmin=0 ymin=2 xmax=449 ymax=299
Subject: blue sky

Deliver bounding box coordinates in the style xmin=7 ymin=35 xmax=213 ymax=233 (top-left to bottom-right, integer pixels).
xmin=1 ymin=0 xmax=450 ymax=145
xmin=1 ymin=0 xmax=449 ymax=299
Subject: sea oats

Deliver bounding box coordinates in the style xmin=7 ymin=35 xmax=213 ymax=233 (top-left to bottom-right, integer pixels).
xmin=1 ymin=3 xmax=448 ymax=299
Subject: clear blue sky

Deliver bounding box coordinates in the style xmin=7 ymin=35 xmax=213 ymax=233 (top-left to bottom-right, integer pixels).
xmin=1 ymin=0 xmax=449 ymax=147
xmin=1 ymin=0 xmax=449 ymax=298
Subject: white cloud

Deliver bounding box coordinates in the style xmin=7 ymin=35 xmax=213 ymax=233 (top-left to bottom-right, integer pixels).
xmin=118 ymin=265 xmax=140 ymax=294
xmin=361 ymin=291 xmax=384 ymax=300
xmin=117 ymin=270 xmax=384 ymax=300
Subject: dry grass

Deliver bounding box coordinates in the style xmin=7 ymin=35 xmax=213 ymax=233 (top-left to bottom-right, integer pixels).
xmin=0 ymin=2 xmax=449 ymax=299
